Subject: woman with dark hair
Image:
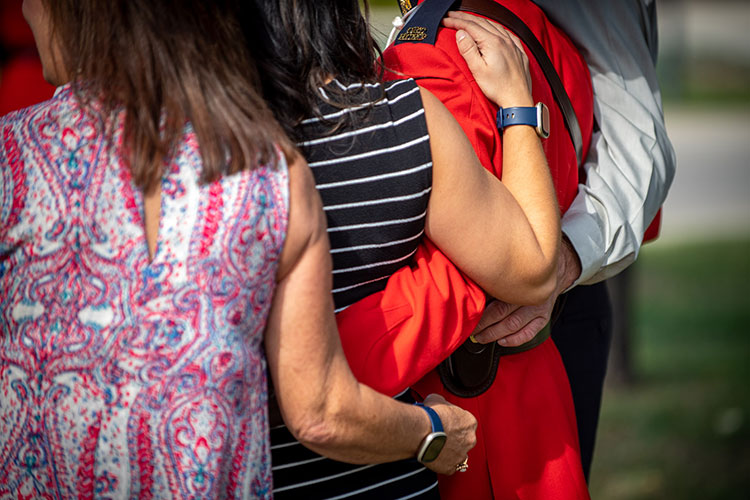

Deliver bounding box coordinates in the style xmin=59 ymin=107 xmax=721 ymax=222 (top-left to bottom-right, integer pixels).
xmin=247 ymin=1 xmax=564 ymax=498
xmin=0 ymin=0 xmax=480 ymax=497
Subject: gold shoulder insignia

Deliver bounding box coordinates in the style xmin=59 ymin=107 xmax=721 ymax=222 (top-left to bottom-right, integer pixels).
xmin=398 ymin=0 xmax=414 ymax=16
xmin=397 ymin=26 xmax=428 ymax=42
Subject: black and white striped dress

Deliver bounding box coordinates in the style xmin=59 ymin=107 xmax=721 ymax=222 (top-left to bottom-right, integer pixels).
xmin=270 ymin=79 xmax=440 ymax=499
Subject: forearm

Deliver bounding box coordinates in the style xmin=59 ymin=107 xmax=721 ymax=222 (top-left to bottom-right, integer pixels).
xmin=432 ymin=13 xmax=561 ymax=303
xmin=423 ymin=99 xmax=560 ymax=304
xmin=294 ymin=359 xmax=430 ymax=463
xmin=500 ymin=124 xmax=561 ymax=301
xmin=268 ymin=283 xmax=432 ymax=466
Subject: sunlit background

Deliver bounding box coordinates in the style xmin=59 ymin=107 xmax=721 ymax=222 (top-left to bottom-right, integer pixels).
xmin=1 ymin=0 xmax=748 ymax=498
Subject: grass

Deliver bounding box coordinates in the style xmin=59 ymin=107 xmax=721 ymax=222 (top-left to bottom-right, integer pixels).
xmin=589 ymin=238 xmax=750 ymax=499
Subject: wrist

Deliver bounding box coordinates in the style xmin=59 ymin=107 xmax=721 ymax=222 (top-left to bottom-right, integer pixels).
xmin=558 ymin=235 xmax=582 ymax=293
xmin=414 ymin=402 xmax=447 ymax=464
xmin=492 ymin=88 xmax=533 ymax=108
xmin=497 ymin=97 xmax=534 ymax=108
xmin=496 ymin=102 xmax=550 ymax=139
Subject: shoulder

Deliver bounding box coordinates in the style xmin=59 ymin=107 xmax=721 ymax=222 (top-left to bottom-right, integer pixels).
xmin=1 ymin=91 xmax=60 ymax=165
xmin=379 ymin=78 xmax=425 ymax=121
xmin=383 ymin=32 xmax=469 ymax=84
xmin=381 ymin=28 xmax=490 ymax=123
xmin=275 ymin=152 xmax=325 ymax=282
xmin=1 ymin=84 xmax=86 ymax=140
xmin=0 ymin=97 xmax=51 ymax=133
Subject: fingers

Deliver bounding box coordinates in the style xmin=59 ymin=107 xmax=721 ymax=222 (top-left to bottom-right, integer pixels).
xmin=443 ymin=11 xmax=527 ymax=64
xmin=443 ymin=13 xmax=512 ymax=52
xmin=440 ymin=11 xmax=531 ymax=107
xmin=443 ymin=11 xmax=508 ymax=38
xmin=423 ymin=393 xmax=447 ymax=406
xmin=472 ymin=303 xmax=551 ymax=344
xmin=496 ymin=316 xmax=548 ymax=347
xmin=443 ymin=11 xmax=523 ymax=46
xmin=454 ymin=28 xmax=484 ymax=72
xmin=471 ymin=300 xmax=518 ymax=335
xmin=423 ymin=394 xmax=477 ymax=475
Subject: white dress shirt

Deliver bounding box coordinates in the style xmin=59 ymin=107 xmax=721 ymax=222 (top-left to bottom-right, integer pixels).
xmin=533 ymin=0 xmax=677 ymax=284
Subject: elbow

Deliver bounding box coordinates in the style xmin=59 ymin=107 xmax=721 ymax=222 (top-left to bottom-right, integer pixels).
xmin=290 ymin=414 xmax=340 ymax=452
xmin=509 ymin=256 xmax=559 ymax=306
xmin=483 ymin=254 xmax=559 ymax=306
xmin=521 ymin=239 xmax=561 ymax=305
xmin=283 ymin=397 xmax=348 ymax=456
xmin=520 ymin=269 xmax=557 ymax=306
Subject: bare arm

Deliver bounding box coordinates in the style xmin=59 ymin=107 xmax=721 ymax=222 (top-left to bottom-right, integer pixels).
xmin=422 ymin=19 xmax=559 ymax=306
xmin=264 ymin=153 xmax=476 ymax=473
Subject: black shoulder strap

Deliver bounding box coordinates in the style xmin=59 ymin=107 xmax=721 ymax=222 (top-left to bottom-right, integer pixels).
xmin=457 ymin=0 xmax=583 ymax=164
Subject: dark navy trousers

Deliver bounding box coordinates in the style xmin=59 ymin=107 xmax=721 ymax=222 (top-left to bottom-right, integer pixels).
xmin=551 ymin=281 xmax=613 ymax=481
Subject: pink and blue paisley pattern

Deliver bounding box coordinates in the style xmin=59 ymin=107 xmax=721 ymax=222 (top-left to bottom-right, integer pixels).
xmin=0 ymin=85 xmax=289 ymax=499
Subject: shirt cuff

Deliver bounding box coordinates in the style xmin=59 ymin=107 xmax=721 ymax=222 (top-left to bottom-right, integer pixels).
xmin=562 ymin=208 xmax=606 ymax=286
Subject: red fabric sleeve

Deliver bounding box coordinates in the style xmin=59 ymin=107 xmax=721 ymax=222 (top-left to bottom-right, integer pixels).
xmin=336 ymin=239 xmax=485 ymax=397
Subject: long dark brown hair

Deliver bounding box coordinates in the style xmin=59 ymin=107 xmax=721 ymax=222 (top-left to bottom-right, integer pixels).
xmin=244 ymin=0 xmax=384 ymax=142
xmin=44 ymin=0 xmax=293 ymax=193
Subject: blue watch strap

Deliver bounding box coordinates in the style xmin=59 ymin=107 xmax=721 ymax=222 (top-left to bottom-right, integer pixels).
xmin=496 ymin=106 xmax=538 ymax=131
xmin=414 ymin=402 xmax=444 ymax=433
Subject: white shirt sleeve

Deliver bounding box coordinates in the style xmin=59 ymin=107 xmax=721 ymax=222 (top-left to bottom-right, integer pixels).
xmin=533 ymin=0 xmax=677 ymax=284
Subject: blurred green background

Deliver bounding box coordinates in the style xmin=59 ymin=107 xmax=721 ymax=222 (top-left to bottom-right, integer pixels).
xmin=590 ymin=239 xmax=750 ymax=499
xmin=367 ymin=1 xmax=750 ymax=498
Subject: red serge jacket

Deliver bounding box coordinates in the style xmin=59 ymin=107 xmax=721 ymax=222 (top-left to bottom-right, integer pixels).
xmin=335 ymin=0 xmax=593 ymax=396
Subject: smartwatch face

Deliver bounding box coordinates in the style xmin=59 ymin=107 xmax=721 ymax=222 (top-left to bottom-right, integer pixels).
xmin=420 ymin=433 xmax=447 ymax=463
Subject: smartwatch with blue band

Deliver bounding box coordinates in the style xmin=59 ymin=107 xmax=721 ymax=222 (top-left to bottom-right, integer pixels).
xmin=496 ymin=102 xmax=550 ymax=139
xmin=414 ymin=402 xmax=448 ymax=464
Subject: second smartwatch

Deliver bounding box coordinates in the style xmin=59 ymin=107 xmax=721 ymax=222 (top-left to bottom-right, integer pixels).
xmin=414 ymin=402 xmax=448 ymax=464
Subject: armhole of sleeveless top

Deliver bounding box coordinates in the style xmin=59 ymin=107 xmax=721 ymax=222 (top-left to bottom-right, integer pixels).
xmin=271 ymin=146 xmax=291 ymax=260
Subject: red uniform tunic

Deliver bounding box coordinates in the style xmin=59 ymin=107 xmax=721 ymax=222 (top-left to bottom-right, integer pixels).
xmin=336 ymin=1 xmax=593 ymax=498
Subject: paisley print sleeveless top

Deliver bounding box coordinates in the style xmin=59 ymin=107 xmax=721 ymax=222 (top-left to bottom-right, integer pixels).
xmin=0 ymin=85 xmax=289 ymax=499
